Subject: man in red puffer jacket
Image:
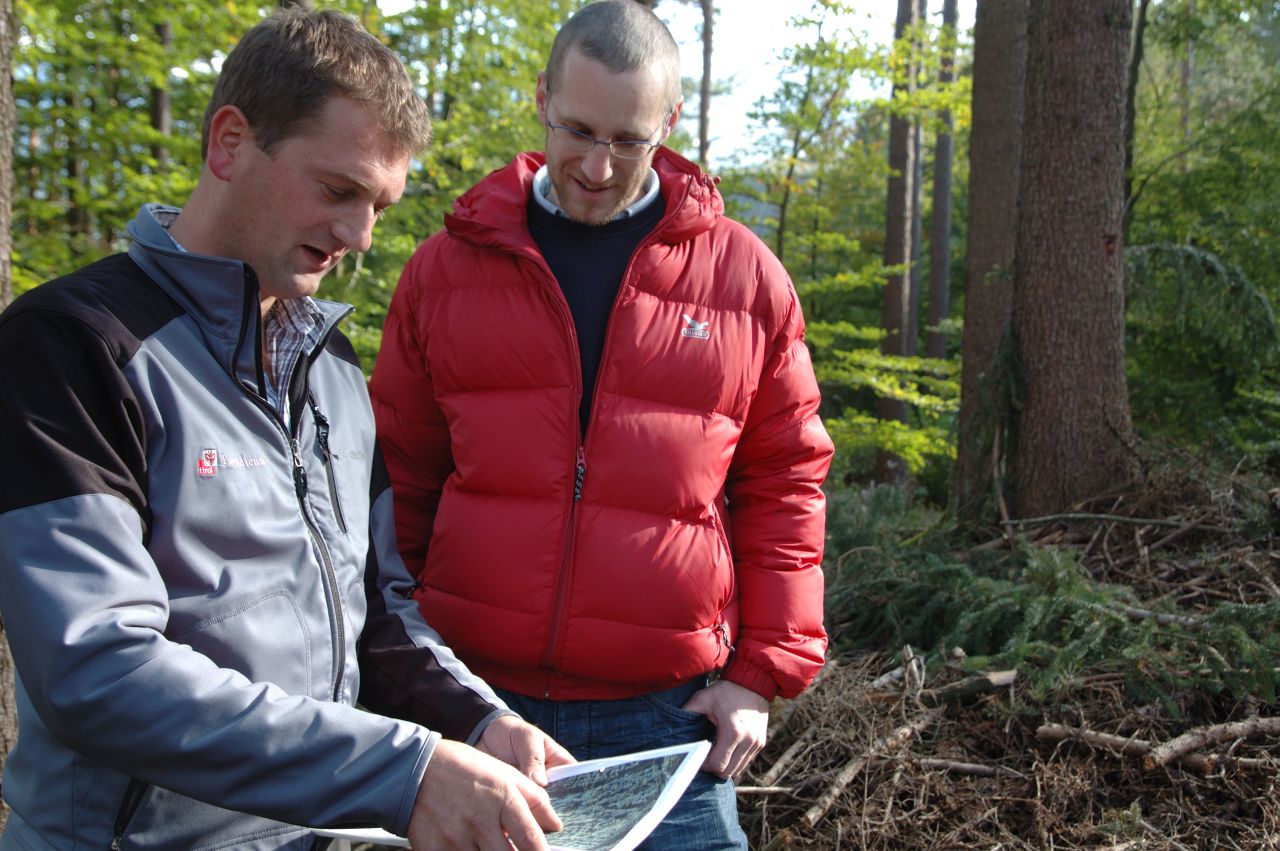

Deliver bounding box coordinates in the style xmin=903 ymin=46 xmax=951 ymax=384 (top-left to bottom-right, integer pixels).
xmin=370 ymin=2 xmax=833 ymax=846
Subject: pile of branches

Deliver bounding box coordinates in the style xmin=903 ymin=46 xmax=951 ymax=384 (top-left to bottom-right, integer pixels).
xmin=775 ymin=454 xmax=1280 ymax=847
xmin=741 ymin=652 xmax=1280 ymax=849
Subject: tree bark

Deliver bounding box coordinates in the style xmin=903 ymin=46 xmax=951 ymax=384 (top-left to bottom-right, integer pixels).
xmin=906 ymin=0 xmax=927 ymax=354
xmin=925 ymin=0 xmax=958 ymax=361
xmin=954 ymin=0 xmax=1028 ymax=522
xmin=1 ymin=0 xmax=18 ymax=829
xmin=697 ymin=0 xmax=713 ymax=168
xmin=1009 ymin=0 xmax=1136 ymax=518
xmin=150 ymin=21 xmax=173 ymax=169
xmin=874 ymin=0 xmax=921 ymax=486
xmin=1121 ymin=0 xmax=1150 ymax=238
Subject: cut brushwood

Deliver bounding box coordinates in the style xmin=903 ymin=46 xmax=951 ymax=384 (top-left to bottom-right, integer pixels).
xmin=1145 ymin=716 xmax=1280 ymax=770
xmin=799 ymin=713 xmax=936 ymax=829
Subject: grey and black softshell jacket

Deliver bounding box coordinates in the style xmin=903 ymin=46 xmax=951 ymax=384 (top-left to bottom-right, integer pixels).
xmin=0 ymin=205 xmax=507 ymax=850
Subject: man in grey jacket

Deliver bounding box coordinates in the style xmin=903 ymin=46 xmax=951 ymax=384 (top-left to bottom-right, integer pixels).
xmin=0 ymin=9 xmax=568 ymax=851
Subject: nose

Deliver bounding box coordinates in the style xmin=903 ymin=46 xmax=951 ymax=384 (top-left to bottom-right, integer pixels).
xmin=334 ymin=206 xmax=377 ymax=255
xmin=580 ymin=142 xmax=614 ymax=184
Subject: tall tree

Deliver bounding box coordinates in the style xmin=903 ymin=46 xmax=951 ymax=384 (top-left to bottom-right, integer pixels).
xmin=955 ymin=0 xmax=1027 ymax=520
xmin=1 ymin=0 xmax=17 ymax=829
xmin=906 ymin=0 xmax=927 ymax=353
xmin=697 ymin=0 xmax=713 ymax=167
xmin=1010 ymin=0 xmax=1136 ymax=517
xmin=925 ymin=0 xmax=957 ymax=360
xmin=874 ymin=0 xmax=921 ymax=485
xmin=150 ymin=21 xmax=173 ymax=169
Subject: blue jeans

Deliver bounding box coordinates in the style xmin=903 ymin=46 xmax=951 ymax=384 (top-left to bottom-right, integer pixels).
xmin=493 ymin=680 xmax=748 ymax=851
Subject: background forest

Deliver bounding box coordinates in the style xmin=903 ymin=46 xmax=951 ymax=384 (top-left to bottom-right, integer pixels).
xmin=3 ymin=0 xmax=1280 ymax=846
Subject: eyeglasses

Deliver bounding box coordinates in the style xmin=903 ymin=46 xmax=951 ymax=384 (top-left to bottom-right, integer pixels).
xmin=544 ymin=111 xmax=670 ymax=160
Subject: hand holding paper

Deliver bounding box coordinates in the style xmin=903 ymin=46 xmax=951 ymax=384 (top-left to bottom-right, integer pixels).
xmin=408 ymin=738 xmax=562 ymax=850
xmin=479 ymin=713 xmax=577 ymax=785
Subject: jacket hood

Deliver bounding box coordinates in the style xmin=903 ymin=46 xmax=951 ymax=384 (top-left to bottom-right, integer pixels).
xmin=443 ymin=147 xmax=724 ymax=253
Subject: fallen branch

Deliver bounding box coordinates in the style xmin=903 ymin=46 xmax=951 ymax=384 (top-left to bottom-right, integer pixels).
xmin=756 ymin=724 xmax=817 ymax=786
xmin=1116 ymin=604 xmax=1202 ymax=629
xmin=735 ymin=785 xmax=793 ymax=796
xmin=913 ymin=757 xmax=1025 ymax=779
xmin=918 ymin=670 xmax=1017 ymax=707
xmin=799 ymin=713 xmax=936 ymax=829
xmin=1146 ymin=716 xmax=1280 ymax=770
xmin=1037 ymin=723 xmax=1212 ymax=773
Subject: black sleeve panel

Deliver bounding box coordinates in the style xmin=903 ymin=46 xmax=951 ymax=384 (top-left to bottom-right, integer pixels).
xmin=0 ymin=307 xmax=149 ymax=525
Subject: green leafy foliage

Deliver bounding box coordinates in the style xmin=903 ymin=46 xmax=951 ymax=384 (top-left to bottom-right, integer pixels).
xmin=824 ymin=485 xmax=1280 ymax=712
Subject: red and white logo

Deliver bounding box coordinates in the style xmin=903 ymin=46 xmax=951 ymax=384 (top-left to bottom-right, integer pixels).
xmin=197 ymin=448 xmax=219 ymax=477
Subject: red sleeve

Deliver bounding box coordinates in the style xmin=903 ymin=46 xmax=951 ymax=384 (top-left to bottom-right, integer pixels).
xmin=369 ymin=242 xmax=455 ymax=579
xmin=722 ymin=274 xmax=834 ymax=701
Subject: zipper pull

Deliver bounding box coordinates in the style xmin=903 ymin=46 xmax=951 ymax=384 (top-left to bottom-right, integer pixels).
xmin=573 ymin=447 xmax=586 ymax=502
xmin=291 ymin=437 xmax=308 ymax=497
xmin=311 ymin=402 xmax=333 ymax=463
xmin=714 ymin=622 xmax=734 ymax=661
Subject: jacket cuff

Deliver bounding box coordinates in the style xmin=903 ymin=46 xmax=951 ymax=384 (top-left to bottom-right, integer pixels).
xmin=721 ymin=657 xmax=779 ymax=702
xmin=465 ymin=708 xmax=521 ymax=747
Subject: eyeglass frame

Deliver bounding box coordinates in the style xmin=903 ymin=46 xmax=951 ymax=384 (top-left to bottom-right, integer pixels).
xmin=543 ymin=107 xmax=673 ymax=160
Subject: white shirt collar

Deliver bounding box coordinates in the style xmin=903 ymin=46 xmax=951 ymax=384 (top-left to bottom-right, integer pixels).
xmin=532 ymin=165 xmax=661 ymax=221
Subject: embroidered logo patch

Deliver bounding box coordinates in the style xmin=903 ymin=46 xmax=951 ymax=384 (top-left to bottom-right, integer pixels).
xmin=681 ymin=313 xmax=710 ymax=340
xmin=197 ymin=448 xmax=219 ymax=477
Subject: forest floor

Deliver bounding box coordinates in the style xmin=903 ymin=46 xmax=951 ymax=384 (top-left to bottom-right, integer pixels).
xmin=744 ymin=462 xmax=1280 ymax=850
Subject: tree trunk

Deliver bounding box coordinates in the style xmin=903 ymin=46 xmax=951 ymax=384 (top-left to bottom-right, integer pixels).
xmin=905 ymin=0 xmax=927 ymax=355
xmin=1009 ymin=0 xmax=1136 ymax=518
xmin=1 ymin=0 xmax=18 ymax=829
xmin=774 ymin=59 xmax=817 ymax=266
xmin=925 ymin=0 xmax=957 ymax=361
xmin=874 ymin=0 xmax=920 ymax=486
xmin=954 ymin=0 xmax=1028 ymax=523
xmin=1178 ymin=0 xmax=1193 ymax=175
xmin=1121 ymin=0 xmax=1150 ymax=239
xmin=697 ymin=0 xmax=713 ymax=168
xmin=150 ymin=21 xmax=173 ymax=169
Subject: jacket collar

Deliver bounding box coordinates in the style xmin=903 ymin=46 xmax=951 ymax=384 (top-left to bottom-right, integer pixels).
xmin=126 ymin=204 xmax=351 ymax=397
xmin=444 ymin=147 xmax=723 ymax=253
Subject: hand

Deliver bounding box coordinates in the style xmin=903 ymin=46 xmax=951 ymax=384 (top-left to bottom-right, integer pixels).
xmin=682 ymin=679 xmax=770 ymax=780
xmin=478 ymin=714 xmax=576 ymax=785
xmin=407 ymin=738 xmax=563 ymax=850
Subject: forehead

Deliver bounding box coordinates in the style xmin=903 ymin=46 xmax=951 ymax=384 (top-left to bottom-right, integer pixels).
xmin=284 ymin=96 xmax=410 ymax=196
xmin=550 ymin=48 xmax=670 ymax=136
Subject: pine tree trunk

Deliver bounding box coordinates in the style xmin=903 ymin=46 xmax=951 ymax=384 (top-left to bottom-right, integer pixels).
xmin=1 ymin=0 xmax=18 ymax=829
xmin=150 ymin=21 xmax=173 ymax=169
xmin=954 ymin=0 xmax=1028 ymax=522
xmin=874 ymin=0 xmax=920 ymax=486
xmin=925 ymin=0 xmax=957 ymax=361
xmin=1010 ymin=0 xmax=1136 ymax=518
xmin=697 ymin=0 xmax=713 ymax=168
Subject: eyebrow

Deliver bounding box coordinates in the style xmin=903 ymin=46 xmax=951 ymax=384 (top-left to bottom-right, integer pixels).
xmin=550 ymin=110 xmax=653 ymax=142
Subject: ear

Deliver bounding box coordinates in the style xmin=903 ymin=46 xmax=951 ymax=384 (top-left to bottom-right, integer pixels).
xmin=205 ymin=105 xmax=254 ymax=182
xmin=665 ymin=97 xmax=685 ymax=137
xmin=536 ymin=72 xmax=549 ymax=123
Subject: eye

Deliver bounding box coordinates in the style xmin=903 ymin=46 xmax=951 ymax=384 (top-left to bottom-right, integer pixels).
xmin=322 ymin=183 xmax=353 ymax=202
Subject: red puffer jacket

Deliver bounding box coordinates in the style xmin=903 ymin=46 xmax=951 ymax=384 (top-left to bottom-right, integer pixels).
xmin=370 ymin=147 xmax=833 ymax=701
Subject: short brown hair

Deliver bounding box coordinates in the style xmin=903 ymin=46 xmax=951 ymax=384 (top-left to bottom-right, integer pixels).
xmin=545 ymin=0 xmax=682 ymax=109
xmin=201 ymin=8 xmax=430 ymax=159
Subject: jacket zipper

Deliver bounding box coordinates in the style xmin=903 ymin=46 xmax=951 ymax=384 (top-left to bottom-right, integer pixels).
xmin=234 ymin=277 xmax=350 ymax=704
xmin=542 ymin=446 xmax=585 ymax=692
xmin=108 ymin=778 xmax=148 ymax=850
xmin=531 ymin=223 xmax=667 ymax=695
xmin=309 ymin=395 xmax=348 ymax=534
xmin=289 ymin=431 xmax=347 ymax=701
